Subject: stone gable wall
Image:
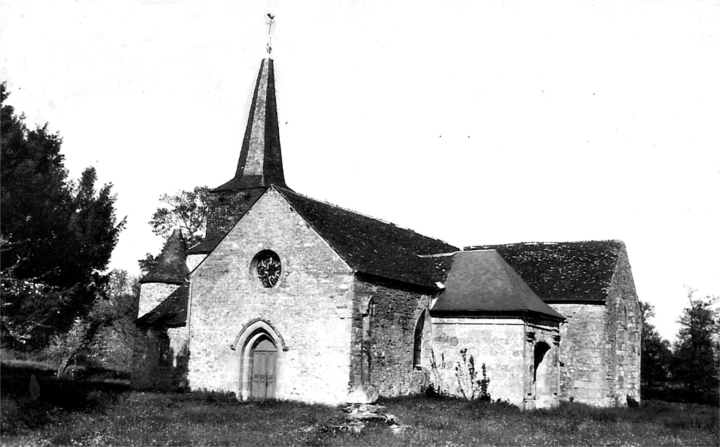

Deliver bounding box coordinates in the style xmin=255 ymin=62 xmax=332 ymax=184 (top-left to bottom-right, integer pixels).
xmin=351 ymin=276 xmax=431 ymax=397
xmin=606 ymin=247 xmax=641 ymax=405
xmin=187 ymin=189 xmax=355 ymax=404
xmin=550 ymin=247 xmax=641 ymax=407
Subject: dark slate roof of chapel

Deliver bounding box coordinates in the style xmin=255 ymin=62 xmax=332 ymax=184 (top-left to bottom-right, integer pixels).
xmin=465 ymin=240 xmax=625 ymax=303
xmin=187 ymin=233 xmax=225 ymax=255
xmin=136 ymin=283 xmax=189 ymax=327
xmin=214 ymin=58 xmax=286 ymax=192
xmin=432 ymin=250 xmax=564 ymax=320
xmin=139 ymin=229 xmax=190 ymax=284
xmin=276 ymin=187 xmax=458 ymax=288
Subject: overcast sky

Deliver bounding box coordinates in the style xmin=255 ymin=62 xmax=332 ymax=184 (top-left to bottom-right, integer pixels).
xmin=2 ymin=0 xmax=718 ymax=342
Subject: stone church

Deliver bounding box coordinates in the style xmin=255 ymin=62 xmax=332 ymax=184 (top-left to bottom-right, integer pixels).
xmin=132 ymin=58 xmax=641 ymax=409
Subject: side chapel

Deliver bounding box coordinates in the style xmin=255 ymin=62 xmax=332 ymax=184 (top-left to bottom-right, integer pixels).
xmin=132 ymin=58 xmax=641 ymax=409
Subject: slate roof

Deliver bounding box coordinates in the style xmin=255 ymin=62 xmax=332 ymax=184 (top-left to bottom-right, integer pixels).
xmin=276 ymin=187 xmax=458 ymax=288
xmin=187 ymin=233 xmax=225 ymax=255
xmin=465 ymin=241 xmax=624 ymax=303
xmin=432 ymin=251 xmax=564 ymax=321
xmin=136 ymin=283 xmax=189 ymax=327
xmin=139 ymin=229 xmax=190 ymax=284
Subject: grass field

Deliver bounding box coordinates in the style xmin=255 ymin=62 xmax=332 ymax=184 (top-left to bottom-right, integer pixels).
xmin=1 ymin=364 xmax=718 ymax=446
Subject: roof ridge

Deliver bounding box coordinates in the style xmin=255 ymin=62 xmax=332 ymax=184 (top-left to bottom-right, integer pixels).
xmin=465 ymin=239 xmax=624 ymax=250
xmin=274 ymin=186 xmax=455 ymax=249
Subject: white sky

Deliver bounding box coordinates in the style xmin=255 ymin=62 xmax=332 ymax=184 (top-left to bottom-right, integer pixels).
xmin=1 ymin=0 xmax=718 ymax=342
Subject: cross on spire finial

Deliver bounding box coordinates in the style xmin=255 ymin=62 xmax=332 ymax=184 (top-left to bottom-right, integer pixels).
xmin=266 ymin=14 xmax=275 ymax=56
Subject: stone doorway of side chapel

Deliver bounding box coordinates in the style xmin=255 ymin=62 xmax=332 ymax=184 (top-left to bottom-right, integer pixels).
xmin=250 ymin=336 xmax=277 ymax=399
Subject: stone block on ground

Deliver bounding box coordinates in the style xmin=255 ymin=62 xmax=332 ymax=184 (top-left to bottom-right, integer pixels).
xmin=346 ymin=384 xmax=379 ymax=404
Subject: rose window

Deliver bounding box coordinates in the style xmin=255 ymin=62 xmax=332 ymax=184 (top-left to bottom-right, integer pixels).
xmin=253 ymin=250 xmax=281 ymax=288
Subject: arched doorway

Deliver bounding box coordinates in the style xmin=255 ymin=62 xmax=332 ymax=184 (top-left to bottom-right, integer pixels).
xmin=250 ymin=336 xmax=277 ymax=399
xmin=533 ymin=342 xmax=551 ymax=402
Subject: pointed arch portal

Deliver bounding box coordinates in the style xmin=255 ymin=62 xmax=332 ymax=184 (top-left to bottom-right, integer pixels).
xmin=232 ymin=319 xmax=285 ymax=401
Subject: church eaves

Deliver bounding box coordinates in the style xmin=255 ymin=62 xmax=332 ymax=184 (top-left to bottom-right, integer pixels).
xmin=214 ymin=58 xmax=286 ymax=191
xmin=139 ymin=229 xmax=189 ymax=284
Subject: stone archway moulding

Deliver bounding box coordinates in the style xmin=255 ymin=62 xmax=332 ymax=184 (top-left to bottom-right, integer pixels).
xmin=230 ymin=318 xmax=289 ymax=352
xmin=231 ymin=318 xmax=288 ymax=401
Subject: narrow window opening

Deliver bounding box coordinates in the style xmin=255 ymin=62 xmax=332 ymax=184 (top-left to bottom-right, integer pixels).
xmin=413 ymin=311 xmax=426 ymax=369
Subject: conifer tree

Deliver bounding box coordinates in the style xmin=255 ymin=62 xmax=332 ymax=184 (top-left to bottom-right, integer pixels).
xmin=1 ymin=83 xmax=125 ymax=350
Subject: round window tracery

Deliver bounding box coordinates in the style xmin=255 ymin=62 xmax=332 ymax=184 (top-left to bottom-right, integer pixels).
xmin=252 ymin=250 xmax=281 ymax=288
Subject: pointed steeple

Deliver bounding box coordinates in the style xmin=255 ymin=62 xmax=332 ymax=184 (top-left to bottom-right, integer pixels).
xmin=139 ymin=229 xmax=190 ymax=284
xmin=215 ymin=58 xmax=286 ymax=191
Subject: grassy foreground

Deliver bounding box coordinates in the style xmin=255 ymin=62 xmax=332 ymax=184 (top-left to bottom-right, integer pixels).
xmin=2 ymin=391 xmax=718 ymax=446
xmin=1 ymin=362 xmax=718 ymax=446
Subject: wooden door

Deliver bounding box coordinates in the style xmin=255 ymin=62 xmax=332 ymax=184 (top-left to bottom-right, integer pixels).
xmin=250 ymin=338 xmax=277 ymax=399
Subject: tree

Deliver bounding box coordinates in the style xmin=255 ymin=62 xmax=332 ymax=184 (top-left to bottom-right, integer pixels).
xmin=138 ymin=252 xmax=159 ymax=275
xmin=139 ymin=186 xmax=209 ymax=274
xmin=640 ymin=301 xmax=672 ymax=389
xmin=1 ymin=82 xmax=126 ymax=350
xmin=672 ymin=288 xmax=719 ymax=403
xmin=43 ymin=269 xmax=139 ymax=377
xmin=149 ymin=186 xmax=209 ymax=248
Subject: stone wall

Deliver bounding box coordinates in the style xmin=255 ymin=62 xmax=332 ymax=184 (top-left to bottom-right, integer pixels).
xmin=351 ymin=275 xmax=432 ymax=396
xmin=131 ymin=325 xmax=188 ymax=390
xmin=429 ymin=318 xmax=527 ymax=407
xmin=138 ymin=283 xmax=179 ymax=318
xmin=551 ymin=303 xmax=610 ymax=405
xmin=522 ymin=320 xmax=562 ymax=409
xmin=187 ymin=189 xmax=356 ymax=404
xmin=607 ymin=247 xmax=642 ymax=405
xmin=550 ymin=246 xmax=641 ymax=408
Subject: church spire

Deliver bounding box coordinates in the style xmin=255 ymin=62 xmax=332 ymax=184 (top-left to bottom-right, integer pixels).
xmin=215 ymin=58 xmax=287 ymax=191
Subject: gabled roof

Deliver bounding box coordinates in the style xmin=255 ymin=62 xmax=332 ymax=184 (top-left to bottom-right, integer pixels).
xmin=214 ymin=58 xmax=286 ymax=191
xmin=432 ymin=250 xmax=565 ymax=320
xmin=465 ymin=240 xmax=624 ymax=303
xmin=139 ymin=229 xmax=189 ymax=284
xmin=276 ymin=187 xmax=458 ymax=288
xmin=136 ymin=283 xmax=188 ymax=327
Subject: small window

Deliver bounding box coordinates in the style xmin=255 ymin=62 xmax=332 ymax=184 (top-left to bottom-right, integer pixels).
xmin=622 ymin=305 xmax=628 ymax=329
xmin=158 ymin=334 xmax=170 ymax=366
xmin=413 ymin=311 xmax=426 ymax=369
